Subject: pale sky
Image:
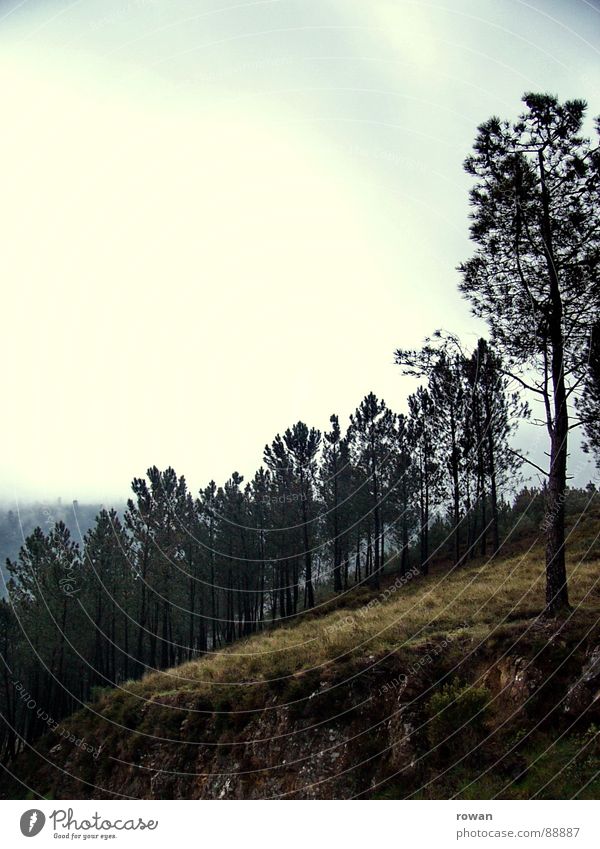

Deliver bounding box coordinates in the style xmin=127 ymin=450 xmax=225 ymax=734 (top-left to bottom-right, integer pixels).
xmin=1 ymin=0 xmax=599 ymax=501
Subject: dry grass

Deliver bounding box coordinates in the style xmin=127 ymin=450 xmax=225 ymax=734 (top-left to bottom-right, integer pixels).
xmin=111 ymin=511 xmax=600 ymax=706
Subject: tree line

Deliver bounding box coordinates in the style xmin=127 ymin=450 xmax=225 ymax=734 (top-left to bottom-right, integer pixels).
xmin=1 ymin=336 xmax=520 ymax=759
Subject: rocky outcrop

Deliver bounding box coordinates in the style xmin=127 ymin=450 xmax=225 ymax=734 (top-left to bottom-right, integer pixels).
xmin=3 ymin=626 xmax=600 ymax=800
xmin=564 ymin=644 xmax=600 ymax=718
xmin=485 ymin=655 xmax=544 ymax=706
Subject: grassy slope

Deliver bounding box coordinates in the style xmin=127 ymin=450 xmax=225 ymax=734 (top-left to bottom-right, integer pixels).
xmin=6 ymin=510 xmax=600 ymax=799
xmin=119 ymin=511 xmax=600 ymax=701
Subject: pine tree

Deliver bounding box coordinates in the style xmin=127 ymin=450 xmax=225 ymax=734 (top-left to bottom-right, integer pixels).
xmin=459 ymin=93 xmax=600 ymax=614
xmin=407 ymin=388 xmax=438 ymax=574
xmin=264 ymin=433 xmax=299 ymax=617
xmin=391 ymin=413 xmax=417 ymax=576
xmin=282 ymin=422 xmax=322 ymax=609
xmin=82 ymin=509 xmax=133 ymax=684
xmin=320 ymin=415 xmax=353 ymax=592
xmin=463 ymin=339 xmax=527 ymax=555
xmin=579 ymin=322 xmax=600 ymax=468
xmin=348 ymin=394 xmax=395 ymax=588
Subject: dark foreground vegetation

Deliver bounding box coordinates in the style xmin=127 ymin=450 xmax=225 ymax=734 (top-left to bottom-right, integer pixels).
xmin=2 ymin=506 xmax=600 ymax=799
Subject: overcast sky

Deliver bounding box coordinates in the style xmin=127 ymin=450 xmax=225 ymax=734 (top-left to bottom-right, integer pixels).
xmin=1 ymin=0 xmax=599 ymax=502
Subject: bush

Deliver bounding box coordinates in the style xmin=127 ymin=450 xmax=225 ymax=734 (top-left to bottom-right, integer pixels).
xmin=426 ymin=679 xmax=490 ymax=762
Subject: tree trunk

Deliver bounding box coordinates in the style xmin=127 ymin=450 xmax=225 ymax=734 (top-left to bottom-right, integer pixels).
xmin=539 ymin=147 xmax=570 ymax=617
xmin=420 ymin=459 xmax=429 ymax=576
xmin=545 ymin=421 xmax=569 ymax=614
xmin=332 ymin=455 xmax=342 ymax=592
xmin=485 ymin=397 xmax=500 ymax=553
xmin=371 ymin=461 xmax=381 ymax=587
xmin=401 ymin=508 xmax=409 ymax=577
xmin=355 ymin=530 xmax=361 ymax=583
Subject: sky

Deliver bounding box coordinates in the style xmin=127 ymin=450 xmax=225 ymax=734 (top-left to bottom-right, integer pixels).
xmin=0 ymin=0 xmax=599 ymax=503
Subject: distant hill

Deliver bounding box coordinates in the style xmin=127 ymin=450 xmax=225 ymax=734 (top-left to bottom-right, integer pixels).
xmin=0 ymin=502 xmax=122 ymax=595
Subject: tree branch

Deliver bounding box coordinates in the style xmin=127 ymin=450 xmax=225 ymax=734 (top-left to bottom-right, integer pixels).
xmin=508 ymin=447 xmax=549 ymax=477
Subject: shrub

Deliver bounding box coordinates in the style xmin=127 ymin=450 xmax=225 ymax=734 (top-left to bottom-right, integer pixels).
xmin=426 ymin=679 xmax=490 ymax=762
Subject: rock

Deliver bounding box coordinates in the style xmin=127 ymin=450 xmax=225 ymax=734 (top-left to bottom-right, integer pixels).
xmin=387 ymin=703 xmax=418 ymax=773
xmin=563 ymin=682 xmax=591 ymax=716
xmin=564 ymin=645 xmax=600 ymax=717
xmin=490 ymin=656 xmax=543 ymax=704
xmin=581 ymin=645 xmax=600 ymax=684
xmin=385 ymin=676 xmax=420 ymax=775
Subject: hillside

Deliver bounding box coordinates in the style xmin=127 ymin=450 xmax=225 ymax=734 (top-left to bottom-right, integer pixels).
xmin=3 ymin=514 xmax=600 ymax=801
